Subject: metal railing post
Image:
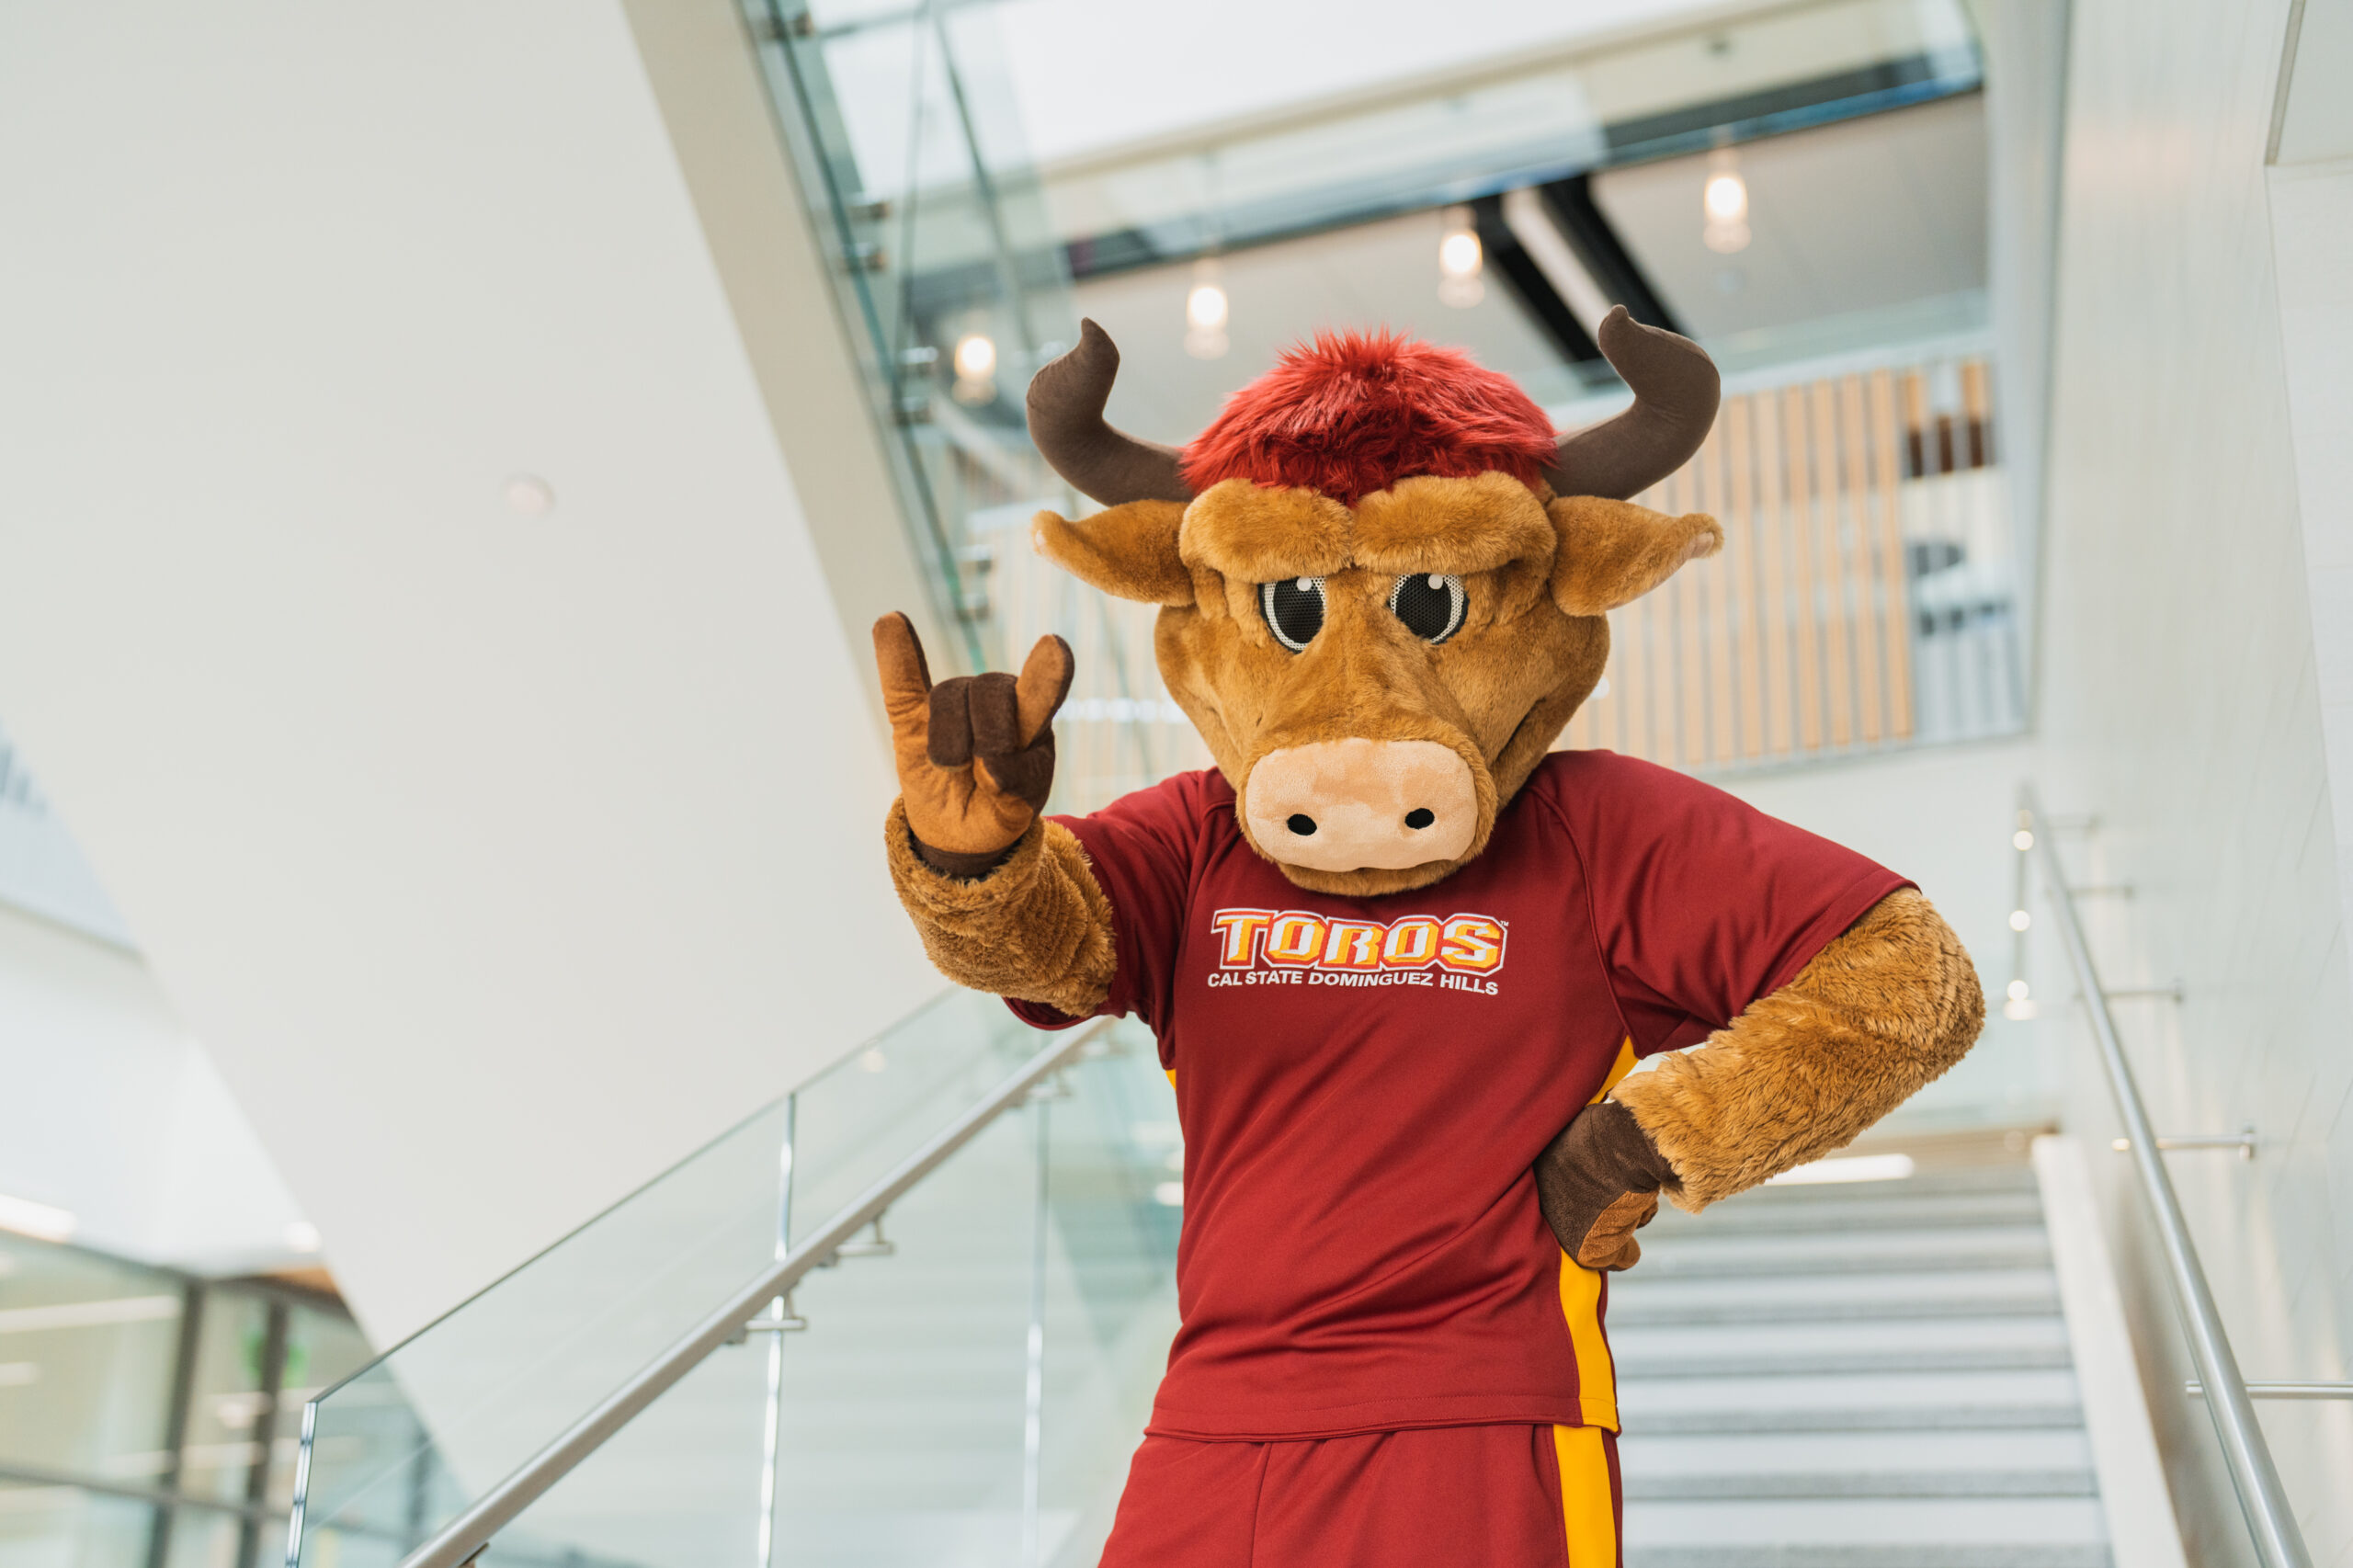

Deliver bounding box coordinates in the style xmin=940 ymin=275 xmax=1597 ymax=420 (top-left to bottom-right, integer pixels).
xmin=2019 ymin=785 xmax=2312 ymax=1568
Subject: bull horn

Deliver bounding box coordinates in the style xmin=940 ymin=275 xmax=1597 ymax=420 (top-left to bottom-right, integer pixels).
xmin=1544 ymin=306 xmax=1721 ymax=501
xmin=1026 ymin=318 xmax=1194 ymax=506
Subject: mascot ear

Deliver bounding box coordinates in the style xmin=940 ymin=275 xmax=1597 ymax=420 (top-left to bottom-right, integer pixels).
xmin=1548 ymin=495 xmax=1723 ymax=616
xmin=1033 ymin=501 xmax=1194 ymax=606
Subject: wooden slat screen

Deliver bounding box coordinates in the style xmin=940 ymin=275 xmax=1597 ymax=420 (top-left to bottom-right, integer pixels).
xmin=1563 ymin=356 xmax=1993 ymax=770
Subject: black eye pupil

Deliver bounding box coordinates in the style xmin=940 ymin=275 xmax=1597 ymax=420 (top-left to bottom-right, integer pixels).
xmin=1391 ymin=574 xmax=1463 ymax=642
xmin=1261 ymin=578 xmax=1325 ymax=651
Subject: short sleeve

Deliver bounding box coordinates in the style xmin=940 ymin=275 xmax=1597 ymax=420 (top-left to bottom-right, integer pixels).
xmin=1541 ymin=753 xmax=1911 ymax=1056
xmin=1003 ymin=770 xmax=1211 ymax=1038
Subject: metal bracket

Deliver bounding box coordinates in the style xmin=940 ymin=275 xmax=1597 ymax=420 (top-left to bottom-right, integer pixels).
xmin=728 ymin=1292 xmax=810 ymax=1344
xmin=833 ymin=1216 xmax=895 ymax=1259
xmin=2114 ymin=1129 xmax=2257 ymax=1160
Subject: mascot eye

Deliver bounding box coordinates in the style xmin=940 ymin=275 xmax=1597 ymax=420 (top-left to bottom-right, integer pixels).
xmin=1260 ymin=576 xmax=1326 ymax=653
xmin=1388 ymin=574 xmax=1466 ymax=643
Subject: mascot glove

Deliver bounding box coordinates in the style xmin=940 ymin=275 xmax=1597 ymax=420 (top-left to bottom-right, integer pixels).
xmin=873 ymin=613 xmax=1074 ymax=879
xmin=1534 ymin=1099 xmax=1683 ymax=1271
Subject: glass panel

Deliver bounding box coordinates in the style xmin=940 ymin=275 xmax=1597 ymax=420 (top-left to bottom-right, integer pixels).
xmin=0 ymin=1233 xmax=180 ymax=1480
xmin=477 ymin=1332 xmax=771 ymax=1568
xmin=291 ymin=1094 xmax=795 ymax=1564
xmin=1028 ymin=1024 xmax=1181 ymax=1567
xmin=265 ymin=1303 xmax=380 ymax=1517
xmin=768 ymin=1097 xmax=1042 ymax=1565
xmin=783 ymin=989 xmax=1045 ymax=1241
xmin=290 ymin=993 xmax=1068 ymax=1566
xmin=413 ymin=1017 xmax=1194 ymax=1568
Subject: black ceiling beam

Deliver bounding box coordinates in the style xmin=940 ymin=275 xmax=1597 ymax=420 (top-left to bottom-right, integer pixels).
xmin=1535 ymin=174 xmax=1686 ymax=339
xmin=1470 ymin=195 xmax=1602 ymax=367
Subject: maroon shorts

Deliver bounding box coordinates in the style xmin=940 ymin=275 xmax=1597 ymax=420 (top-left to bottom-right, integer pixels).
xmin=1097 ymin=1423 xmax=1622 ymax=1568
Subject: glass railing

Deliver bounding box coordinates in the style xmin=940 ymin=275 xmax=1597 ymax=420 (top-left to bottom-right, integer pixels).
xmin=287 ymin=993 xmax=1180 ymax=1568
xmin=747 ymin=0 xmax=1082 ymax=677
xmin=743 ymin=0 xmax=1182 ymax=818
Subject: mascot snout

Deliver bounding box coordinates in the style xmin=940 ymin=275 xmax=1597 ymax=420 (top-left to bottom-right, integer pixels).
xmin=1242 ymin=738 xmax=1478 ymax=872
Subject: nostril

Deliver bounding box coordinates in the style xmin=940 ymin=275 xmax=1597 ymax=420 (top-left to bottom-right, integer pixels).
xmin=1404 ymin=808 xmax=1436 ymax=830
xmin=1286 ymin=813 xmax=1318 ymax=836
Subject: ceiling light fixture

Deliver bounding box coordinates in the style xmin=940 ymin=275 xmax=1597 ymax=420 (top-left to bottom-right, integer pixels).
xmin=1186 ymin=258 xmax=1229 ymax=360
xmin=1702 ymin=148 xmax=1750 ymax=254
xmin=950 ymin=331 xmax=998 ymax=404
xmin=952 ymin=333 xmax=995 ymax=381
xmin=504 ymin=475 xmax=555 ymax=516
xmin=1438 ymin=209 xmax=1483 ymax=308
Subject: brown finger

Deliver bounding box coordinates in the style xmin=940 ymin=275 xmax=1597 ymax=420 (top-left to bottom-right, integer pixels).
xmin=1575 ymin=1190 xmax=1657 ymax=1271
xmin=872 ymin=613 xmax=935 ymax=732
xmin=927 ymin=679 xmax=974 ymax=768
xmin=1012 ymin=634 xmax=1075 ymax=745
xmin=965 ymin=671 xmax=1024 ymax=759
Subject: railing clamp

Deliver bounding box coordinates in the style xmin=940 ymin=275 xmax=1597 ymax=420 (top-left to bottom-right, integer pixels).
xmin=834 ymin=1216 xmax=895 ymax=1259
xmin=730 ymin=1291 xmax=809 ymax=1344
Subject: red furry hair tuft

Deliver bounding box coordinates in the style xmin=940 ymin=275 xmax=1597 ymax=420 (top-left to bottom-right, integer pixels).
xmin=1179 ymin=331 xmax=1557 ymax=506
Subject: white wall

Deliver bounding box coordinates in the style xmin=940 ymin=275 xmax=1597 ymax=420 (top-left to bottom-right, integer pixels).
xmin=0 ymin=902 xmax=313 ymax=1273
xmin=1723 ymin=738 xmax=2060 ymax=1132
xmin=0 ymin=0 xmax=942 ymax=1345
xmin=2029 ymin=0 xmax=2353 ymax=1557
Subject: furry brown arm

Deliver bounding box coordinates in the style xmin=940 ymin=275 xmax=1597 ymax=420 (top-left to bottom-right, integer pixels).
xmin=884 ymin=800 xmax=1119 ymax=1018
xmin=1608 ymin=887 xmax=1984 ymax=1211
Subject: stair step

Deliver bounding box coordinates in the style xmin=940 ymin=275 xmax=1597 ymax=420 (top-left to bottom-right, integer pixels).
xmin=1618 ymin=1428 xmax=2094 ymax=1478
xmin=1700 ymin=1167 xmax=2042 ymax=1204
xmin=1627 ymin=1549 xmax=2109 ymax=1568
xmin=1633 ymin=1226 xmax=2052 ymax=1278
xmin=1626 ymin=1406 xmax=2085 ymax=1435
xmin=1609 ymin=1267 xmax=2060 ymax=1324
xmin=1610 ymin=1315 xmax=2072 ymax=1378
xmin=1617 ymin=1347 xmax=2072 ymax=1378
xmin=1649 ymin=1194 xmax=2046 ymax=1234
xmin=1619 ymin=1369 xmax=2082 ymax=1436
xmin=1621 ymin=1496 xmax=2109 ymax=1554
xmin=1625 ymin=1470 xmax=2096 ymax=1500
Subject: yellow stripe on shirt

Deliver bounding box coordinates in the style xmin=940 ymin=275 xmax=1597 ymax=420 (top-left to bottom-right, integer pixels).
xmin=1558 ymin=1037 xmax=1638 ymax=1431
xmin=1552 ymin=1424 xmax=1619 ymax=1566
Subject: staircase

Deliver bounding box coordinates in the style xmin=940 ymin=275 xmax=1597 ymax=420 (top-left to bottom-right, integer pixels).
xmin=1613 ymin=1161 xmax=2116 ymax=1567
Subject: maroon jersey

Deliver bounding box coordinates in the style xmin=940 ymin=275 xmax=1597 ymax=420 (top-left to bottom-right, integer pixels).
xmin=1011 ymin=750 xmax=1907 ymax=1440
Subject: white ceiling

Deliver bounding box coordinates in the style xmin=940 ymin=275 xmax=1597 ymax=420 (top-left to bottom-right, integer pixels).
xmin=816 ymin=0 xmax=1735 ymax=175
xmin=1594 ymin=91 xmax=1988 ymax=344
xmin=1074 ymin=92 xmax=1988 ymax=441
xmin=1075 ymin=207 xmax=1574 ymax=445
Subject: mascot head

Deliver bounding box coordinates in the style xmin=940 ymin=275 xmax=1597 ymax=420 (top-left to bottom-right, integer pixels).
xmin=1024 ymin=307 xmax=1722 ymax=896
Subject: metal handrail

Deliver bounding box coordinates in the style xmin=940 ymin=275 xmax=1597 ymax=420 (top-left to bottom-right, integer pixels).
xmin=386 ymin=1018 xmax=1111 ymax=1568
xmin=2019 ymin=785 xmax=2313 ymax=1568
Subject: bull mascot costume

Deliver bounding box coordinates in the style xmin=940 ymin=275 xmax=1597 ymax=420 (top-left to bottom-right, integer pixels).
xmin=872 ymin=309 xmax=1983 ymax=1565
